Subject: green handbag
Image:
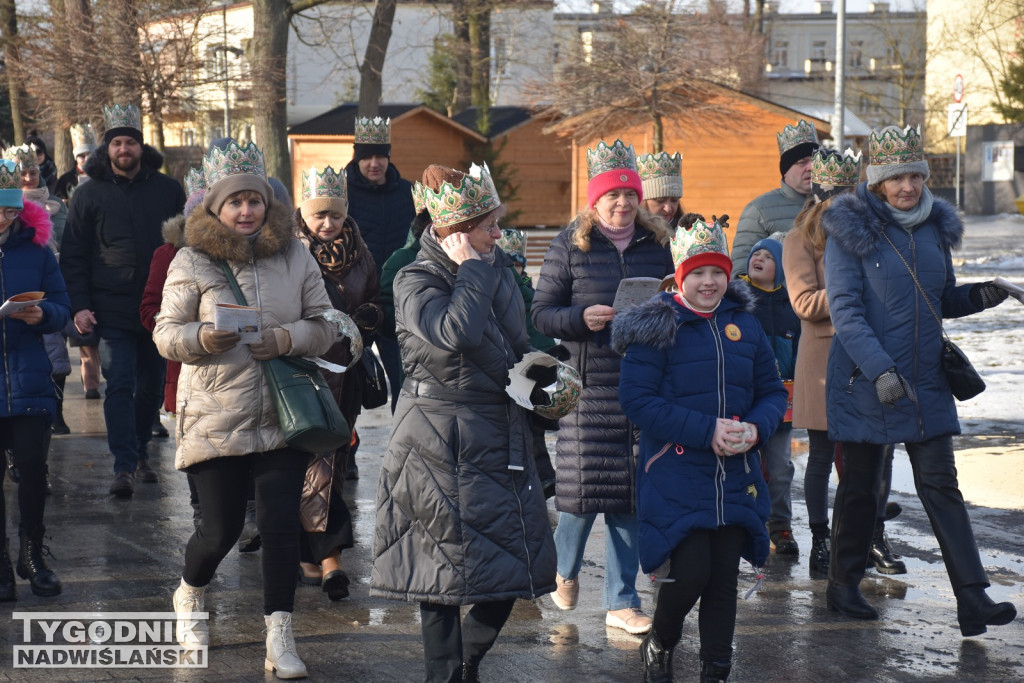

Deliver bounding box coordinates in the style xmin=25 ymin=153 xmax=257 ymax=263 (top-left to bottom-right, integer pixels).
xmin=218 ymin=261 xmax=349 ymax=453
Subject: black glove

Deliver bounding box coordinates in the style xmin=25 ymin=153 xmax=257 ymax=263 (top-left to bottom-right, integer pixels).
xmin=530 ymin=385 xmax=551 ymax=408
xmin=546 ymin=344 xmax=571 ymax=362
xmin=525 ymin=362 xmax=557 ymax=387
xmin=352 ymin=303 xmax=384 ymax=331
xmin=875 ymin=369 xmax=917 ymax=406
xmin=969 ymin=282 xmax=1009 ymax=310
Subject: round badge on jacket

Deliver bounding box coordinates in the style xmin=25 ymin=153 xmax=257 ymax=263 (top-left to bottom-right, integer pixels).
xmin=724 ymin=323 xmax=742 ymax=341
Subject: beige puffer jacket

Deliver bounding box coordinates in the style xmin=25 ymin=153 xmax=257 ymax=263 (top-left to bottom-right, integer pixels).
xmin=153 ymin=200 xmax=336 ymax=469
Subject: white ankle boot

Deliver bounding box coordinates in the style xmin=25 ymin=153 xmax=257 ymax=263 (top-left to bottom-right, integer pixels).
xmin=172 ymin=578 xmax=209 ymax=649
xmin=264 ymin=611 xmax=307 ymax=679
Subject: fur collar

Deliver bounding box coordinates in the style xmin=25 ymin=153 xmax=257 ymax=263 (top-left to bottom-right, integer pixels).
xmin=83 ymin=144 xmax=166 ymax=182
xmin=183 ymin=200 xmax=295 ymax=263
xmin=16 ymin=200 xmax=53 ymax=247
xmin=611 ymin=281 xmax=754 ymax=353
xmin=822 ymin=183 xmax=963 ymax=258
xmin=161 ymin=214 xmax=187 ymax=248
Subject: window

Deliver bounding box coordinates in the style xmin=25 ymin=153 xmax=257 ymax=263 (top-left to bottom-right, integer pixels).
xmin=771 ymin=40 xmax=789 ymax=68
xmin=811 ymin=40 xmax=828 ymax=63
xmin=849 ymin=40 xmax=863 ymax=68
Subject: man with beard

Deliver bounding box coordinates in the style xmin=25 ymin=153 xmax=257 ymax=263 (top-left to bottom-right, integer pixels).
xmin=59 ymin=104 xmax=186 ymax=497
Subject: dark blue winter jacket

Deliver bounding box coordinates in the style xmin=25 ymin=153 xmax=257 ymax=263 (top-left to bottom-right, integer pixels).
xmin=345 ymin=162 xmax=416 ymax=276
xmin=822 ymin=185 xmax=980 ymax=444
xmin=0 ymin=201 xmax=72 ymax=421
xmin=613 ymin=285 xmax=787 ymax=571
xmin=531 ymin=217 xmax=674 ymax=514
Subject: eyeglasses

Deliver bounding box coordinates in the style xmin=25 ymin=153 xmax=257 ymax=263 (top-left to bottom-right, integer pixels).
xmin=1 ymin=208 xmax=22 ymax=220
xmin=473 ymin=221 xmax=501 ymax=233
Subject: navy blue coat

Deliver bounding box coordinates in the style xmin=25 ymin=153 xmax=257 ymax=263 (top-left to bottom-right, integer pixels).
xmin=822 ymin=185 xmax=980 ymax=444
xmin=0 ymin=201 xmax=72 ymax=421
xmin=613 ymin=286 xmax=787 ymax=571
xmin=531 ymin=217 xmax=674 ymax=514
xmin=345 ymin=162 xmax=416 ymax=276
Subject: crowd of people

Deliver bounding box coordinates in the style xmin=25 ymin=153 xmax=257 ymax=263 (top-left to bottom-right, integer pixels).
xmin=0 ymin=103 xmax=1018 ymax=683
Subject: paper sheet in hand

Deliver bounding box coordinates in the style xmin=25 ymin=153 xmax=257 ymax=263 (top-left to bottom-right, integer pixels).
xmin=612 ymin=277 xmax=664 ymax=311
xmin=506 ymin=351 xmax=556 ymax=410
xmin=0 ymin=291 xmax=45 ymax=318
xmin=994 ymin=276 xmax=1024 ymax=305
xmin=214 ymin=303 xmax=261 ymax=343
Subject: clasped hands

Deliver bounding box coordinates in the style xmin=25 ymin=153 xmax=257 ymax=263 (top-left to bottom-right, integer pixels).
xmin=199 ymin=324 xmax=291 ymax=360
xmin=712 ymin=418 xmax=758 ymax=457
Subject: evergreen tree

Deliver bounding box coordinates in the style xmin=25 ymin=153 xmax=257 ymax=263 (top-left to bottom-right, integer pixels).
xmin=996 ymin=41 xmax=1024 ymax=122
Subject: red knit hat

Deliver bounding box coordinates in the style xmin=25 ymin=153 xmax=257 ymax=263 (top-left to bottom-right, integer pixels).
xmin=586 ymin=139 xmax=644 ymax=208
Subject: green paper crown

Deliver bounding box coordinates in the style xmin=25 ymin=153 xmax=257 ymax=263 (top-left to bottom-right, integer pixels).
xmin=497 ymin=228 xmax=527 ymax=260
xmin=811 ymin=147 xmax=863 ymax=187
xmin=777 ymin=120 xmax=819 ymax=155
xmin=586 ymin=139 xmax=637 ymax=181
xmin=202 ymin=140 xmax=267 ymax=189
xmin=354 ymin=116 xmax=390 ymax=144
xmin=301 ymin=165 xmax=346 ymax=202
xmin=411 ymin=183 xmax=426 ymax=213
xmin=3 ymin=144 xmax=36 ymax=169
xmin=418 ymin=163 xmax=501 ymax=230
xmin=670 ymin=218 xmax=730 ymax=268
xmin=868 ymin=125 xmax=924 ymax=167
xmin=533 ymin=361 xmax=582 ymax=420
xmin=103 ymin=103 xmax=141 ymax=132
xmin=636 ymin=152 xmax=682 ymax=180
xmin=0 ymin=159 xmax=20 ymax=190
xmin=184 ymin=168 xmax=206 ymax=196
xmin=70 ymin=122 xmax=97 ymax=151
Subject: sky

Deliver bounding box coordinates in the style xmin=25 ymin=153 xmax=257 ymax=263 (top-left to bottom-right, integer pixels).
xmin=555 ymin=0 xmax=920 ymax=13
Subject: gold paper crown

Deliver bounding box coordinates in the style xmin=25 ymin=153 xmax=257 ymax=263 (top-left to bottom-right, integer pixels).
xmin=103 ymin=103 xmax=142 ymax=132
xmin=811 ymin=147 xmax=863 ymax=187
xmin=411 ymin=184 xmax=426 ymax=213
xmin=70 ymin=122 xmax=98 ymax=154
xmin=301 ymin=165 xmax=347 ymax=203
xmin=417 ymin=163 xmax=501 ymax=230
xmin=777 ymin=120 xmax=819 ymax=155
xmin=354 ymin=117 xmax=390 ymax=144
xmin=497 ymin=228 xmax=527 ymax=260
xmin=3 ymin=144 xmax=36 ymax=169
xmin=670 ymin=218 xmax=730 ymax=268
xmin=0 ymin=159 xmax=20 ymax=190
xmin=636 ymin=152 xmax=682 ymax=180
xmin=586 ymin=139 xmax=638 ymax=180
xmin=202 ymin=140 xmax=267 ymax=188
xmin=868 ymin=125 xmax=924 ymax=166
xmin=184 ymin=167 xmax=207 ymax=196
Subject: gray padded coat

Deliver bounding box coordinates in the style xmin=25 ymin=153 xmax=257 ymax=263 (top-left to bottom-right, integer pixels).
xmin=731 ymin=181 xmax=809 ymax=275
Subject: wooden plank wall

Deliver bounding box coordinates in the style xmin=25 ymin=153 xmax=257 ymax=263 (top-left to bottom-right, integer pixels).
xmin=495 ymin=118 xmax=574 ymax=228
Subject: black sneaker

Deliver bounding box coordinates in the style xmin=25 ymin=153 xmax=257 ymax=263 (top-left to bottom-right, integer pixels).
xmin=770 ymin=529 xmax=800 ymax=555
xmin=85 ymin=389 xmax=101 ymax=400
xmin=109 ymin=471 xmax=135 ymax=497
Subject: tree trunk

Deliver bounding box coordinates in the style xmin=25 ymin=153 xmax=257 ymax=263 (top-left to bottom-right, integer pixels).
xmin=358 ymin=0 xmax=396 ymax=117
xmin=0 ymin=0 xmax=26 ymax=142
xmin=252 ymin=0 xmax=292 ymax=189
xmin=652 ymin=114 xmax=663 ymax=154
xmin=451 ymin=0 xmax=471 ymax=114
xmin=105 ymin=0 xmax=144 ymax=109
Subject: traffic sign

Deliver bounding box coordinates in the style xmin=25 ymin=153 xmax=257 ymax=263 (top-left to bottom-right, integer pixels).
xmin=954 ymin=74 xmax=964 ymax=103
xmin=949 ymin=102 xmax=967 ymax=137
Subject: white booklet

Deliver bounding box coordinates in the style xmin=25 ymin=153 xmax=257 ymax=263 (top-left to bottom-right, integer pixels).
xmin=214 ymin=303 xmax=261 ymax=343
xmin=612 ymin=277 xmax=671 ymax=311
xmin=994 ymin=276 xmax=1024 ymax=305
xmin=0 ymin=291 xmax=45 ymax=318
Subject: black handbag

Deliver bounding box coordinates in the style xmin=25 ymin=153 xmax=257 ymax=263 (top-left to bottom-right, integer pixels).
xmin=359 ymin=349 xmax=389 ymax=410
xmin=218 ymin=262 xmax=350 ymax=452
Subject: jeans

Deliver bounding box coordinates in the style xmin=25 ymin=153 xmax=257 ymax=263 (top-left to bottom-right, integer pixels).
xmin=763 ymin=425 xmax=794 ymax=531
xmin=420 ymin=600 xmax=515 ymax=683
xmin=554 ymin=511 xmax=640 ymax=611
xmin=97 ymin=326 xmax=165 ymax=474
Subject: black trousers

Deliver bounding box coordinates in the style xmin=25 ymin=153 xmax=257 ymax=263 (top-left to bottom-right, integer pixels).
xmin=830 ymin=437 xmax=988 ymax=591
xmin=183 ymin=448 xmax=310 ymax=614
xmin=420 ymin=599 xmax=516 ymax=683
xmin=0 ymin=415 xmax=50 ymax=535
xmin=652 ymin=525 xmax=746 ymax=664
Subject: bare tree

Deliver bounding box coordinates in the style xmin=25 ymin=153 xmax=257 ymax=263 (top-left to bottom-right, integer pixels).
xmin=358 ymin=0 xmax=396 ymax=116
xmin=0 ymin=0 xmax=26 ymax=142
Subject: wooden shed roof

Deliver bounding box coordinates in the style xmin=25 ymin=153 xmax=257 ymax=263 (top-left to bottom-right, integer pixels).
xmin=288 ymin=103 xmax=487 ymax=142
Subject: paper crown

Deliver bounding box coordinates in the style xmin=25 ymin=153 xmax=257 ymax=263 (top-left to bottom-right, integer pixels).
xmin=637 ymin=151 xmax=683 ymax=199
xmin=354 ymin=117 xmax=390 ymax=145
xmin=184 ymin=167 xmax=207 ymax=196
xmin=811 ymin=147 xmax=863 ymax=188
xmin=411 ymin=183 xmax=426 ymax=213
xmin=670 ymin=218 xmax=730 ymax=269
xmin=301 ymin=165 xmax=347 ymax=202
xmin=103 ymin=103 xmax=142 ymax=132
xmin=777 ymin=120 xmax=820 ymax=155
xmin=533 ymin=359 xmax=582 ymax=420
xmin=3 ymin=144 xmax=36 ymax=169
xmin=497 ymin=228 xmax=527 ymax=262
xmin=586 ymin=139 xmax=638 ymax=180
xmin=70 ymin=122 xmax=98 ymax=155
xmin=0 ymin=159 xmax=20 ymax=190
xmin=202 ymin=140 xmax=267 ymax=188
xmin=417 ymin=163 xmax=501 ymax=230
xmin=320 ymin=309 xmax=363 ymax=370
xmin=868 ymin=125 xmax=924 ymax=167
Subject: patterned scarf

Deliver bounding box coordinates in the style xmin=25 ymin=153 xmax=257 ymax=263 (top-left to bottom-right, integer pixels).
xmin=304 ymin=222 xmax=360 ymax=281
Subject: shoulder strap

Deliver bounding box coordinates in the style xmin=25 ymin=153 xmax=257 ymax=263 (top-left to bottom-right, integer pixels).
xmin=878 ymin=230 xmax=947 ymax=338
xmin=218 ymin=260 xmax=249 ymax=306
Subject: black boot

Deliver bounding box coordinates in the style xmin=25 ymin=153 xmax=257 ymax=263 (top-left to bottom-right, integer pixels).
xmin=808 ymin=527 xmax=830 ymax=580
xmin=6 ymin=449 xmax=18 ymax=484
xmin=237 ymin=500 xmax=261 ymax=553
xmin=51 ymin=375 xmax=70 ymax=435
xmin=462 ymin=662 xmax=479 ymax=681
xmin=699 ymin=659 xmax=731 ymax=682
xmin=867 ymin=522 xmax=906 ymax=575
xmin=345 ymin=432 xmax=360 ymax=480
xmin=639 ymin=630 xmax=673 ymax=683
xmin=0 ymin=538 xmax=15 ymax=602
xmin=16 ymin=527 xmax=61 ymax=597
xmin=826 ymin=582 xmax=878 ymax=620
xmin=956 ymin=585 xmax=1017 ymax=637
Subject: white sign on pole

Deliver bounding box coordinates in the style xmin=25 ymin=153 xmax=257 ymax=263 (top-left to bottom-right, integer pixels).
xmin=948 ymin=103 xmax=968 ymax=138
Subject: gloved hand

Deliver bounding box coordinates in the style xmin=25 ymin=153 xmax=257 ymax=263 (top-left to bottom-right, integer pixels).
xmin=199 ymin=325 xmax=240 ymax=354
xmin=529 ymin=385 xmax=551 ymax=408
xmin=969 ymin=282 xmax=1009 ymax=310
xmin=249 ymin=327 xmax=292 ymax=361
xmin=546 ymin=344 xmax=571 ymax=362
xmin=352 ymin=303 xmax=384 ymax=332
xmin=525 ymin=362 xmax=557 ymax=387
xmin=875 ymin=369 xmax=917 ymax=406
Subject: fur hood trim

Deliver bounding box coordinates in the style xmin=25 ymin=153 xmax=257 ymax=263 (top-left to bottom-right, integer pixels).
xmin=183 ymin=200 xmax=295 ymax=263
xmin=611 ymin=281 xmax=754 ymax=354
xmin=83 ymin=144 xmax=165 ymax=182
xmin=823 ymin=184 xmax=963 ymax=258
xmin=18 ymin=200 xmax=53 ymax=247
xmin=161 ymin=214 xmax=187 ymax=248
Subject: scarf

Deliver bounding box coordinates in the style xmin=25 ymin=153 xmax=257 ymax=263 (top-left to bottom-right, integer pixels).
xmin=888 ymin=186 xmax=934 ymax=233
xmin=305 ymin=225 xmax=360 ymax=281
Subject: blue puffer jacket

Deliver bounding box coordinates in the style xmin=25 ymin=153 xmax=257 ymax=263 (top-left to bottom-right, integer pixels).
xmin=345 ymin=162 xmax=416 ymax=276
xmin=822 ymin=185 xmax=980 ymax=444
xmin=613 ymin=286 xmax=787 ymax=571
xmin=0 ymin=201 xmax=72 ymax=420
xmin=531 ymin=217 xmax=674 ymax=514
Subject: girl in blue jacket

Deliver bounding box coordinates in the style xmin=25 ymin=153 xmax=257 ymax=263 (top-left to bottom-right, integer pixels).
xmin=0 ymin=159 xmax=71 ymax=601
xmin=613 ymin=219 xmax=787 ymax=683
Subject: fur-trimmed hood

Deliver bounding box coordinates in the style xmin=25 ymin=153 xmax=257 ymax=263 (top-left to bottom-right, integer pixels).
xmin=160 ymin=214 xmax=187 ymax=249
xmin=183 ymin=200 xmax=295 ymax=263
xmin=14 ymin=199 xmax=53 ymax=247
xmin=611 ymin=281 xmax=755 ymax=354
xmin=83 ymin=143 xmax=166 ymax=182
xmin=823 ymin=183 xmax=963 ymax=258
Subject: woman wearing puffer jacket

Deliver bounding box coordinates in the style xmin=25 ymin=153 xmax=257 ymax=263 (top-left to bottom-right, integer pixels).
xmin=822 ymin=125 xmax=1016 ymax=636
xmin=0 ymin=159 xmax=71 ymax=601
